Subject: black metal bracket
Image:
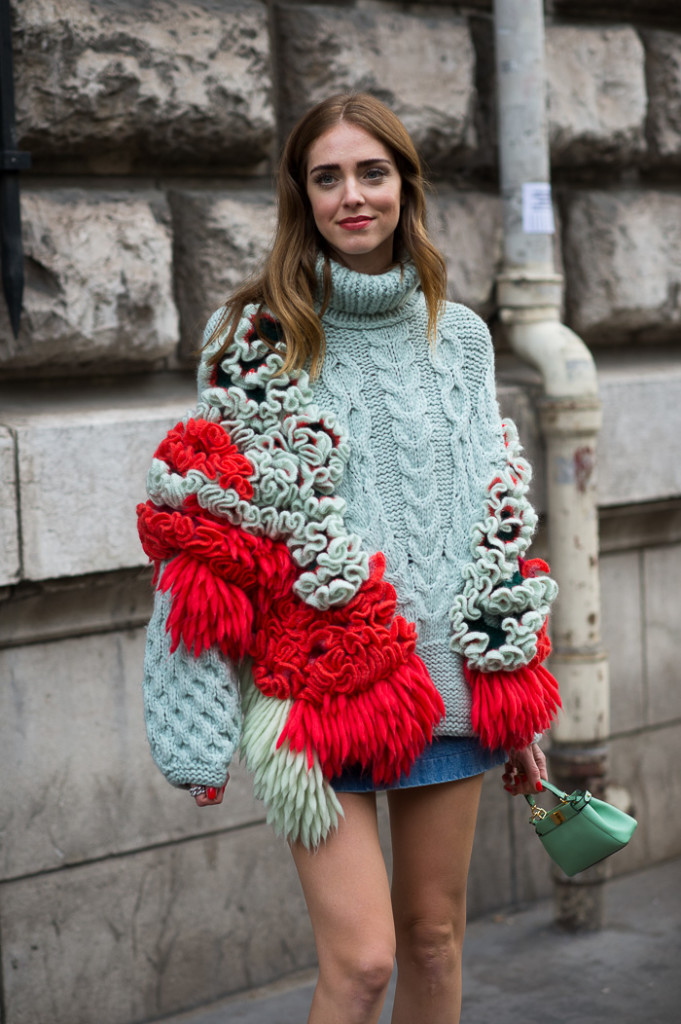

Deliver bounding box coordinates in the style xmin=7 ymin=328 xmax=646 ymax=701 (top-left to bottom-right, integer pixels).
xmin=0 ymin=0 xmax=31 ymax=339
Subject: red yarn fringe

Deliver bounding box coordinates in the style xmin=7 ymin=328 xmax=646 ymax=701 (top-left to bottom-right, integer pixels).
xmin=464 ymin=623 xmax=561 ymax=751
xmin=252 ymin=554 xmax=445 ymax=782
xmin=279 ymin=659 xmax=444 ymax=783
xmin=138 ymin=416 xmax=446 ymax=782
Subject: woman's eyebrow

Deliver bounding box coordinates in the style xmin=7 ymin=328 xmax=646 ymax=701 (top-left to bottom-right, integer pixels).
xmin=308 ymin=157 xmax=393 ymax=175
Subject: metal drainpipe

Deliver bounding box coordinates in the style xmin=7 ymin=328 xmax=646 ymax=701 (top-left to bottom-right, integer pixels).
xmin=493 ymin=0 xmax=610 ymax=930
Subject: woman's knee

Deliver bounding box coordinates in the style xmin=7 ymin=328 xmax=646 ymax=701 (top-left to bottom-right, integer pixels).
xmin=395 ymin=917 xmax=462 ymax=982
xmin=321 ymin=938 xmax=395 ymax=1007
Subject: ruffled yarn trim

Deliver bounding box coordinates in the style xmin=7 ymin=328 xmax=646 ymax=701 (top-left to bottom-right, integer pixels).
xmin=138 ymin=414 xmax=445 ymax=839
xmin=450 ymin=420 xmax=561 ymax=749
xmin=190 ymin=311 xmax=370 ymax=609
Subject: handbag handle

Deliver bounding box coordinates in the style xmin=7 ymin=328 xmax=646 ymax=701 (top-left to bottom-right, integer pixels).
xmin=524 ymin=777 xmax=569 ymax=811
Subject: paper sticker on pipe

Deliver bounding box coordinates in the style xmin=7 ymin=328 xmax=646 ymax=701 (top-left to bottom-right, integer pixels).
xmin=522 ymin=182 xmax=555 ymax=234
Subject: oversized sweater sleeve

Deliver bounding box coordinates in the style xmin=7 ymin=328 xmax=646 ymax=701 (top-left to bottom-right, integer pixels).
xmin=447 ymin=310 xmax=561 ymax=750
xmin=138 ymin=310 xmax=247 ymax=790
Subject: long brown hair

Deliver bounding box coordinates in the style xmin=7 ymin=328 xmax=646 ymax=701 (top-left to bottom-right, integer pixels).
xmin=206 ymin=93 xmax=447 ymax=377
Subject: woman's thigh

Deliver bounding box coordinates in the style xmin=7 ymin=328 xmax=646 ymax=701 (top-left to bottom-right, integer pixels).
xmin=290 ymin=792 xmax=396 ymax=968
xmin=387 ymin=774 xmax=484 ymax=934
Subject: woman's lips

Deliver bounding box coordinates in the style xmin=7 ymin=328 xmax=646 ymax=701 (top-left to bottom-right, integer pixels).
xmin=339 ymin=216 xmax=373 ymax=230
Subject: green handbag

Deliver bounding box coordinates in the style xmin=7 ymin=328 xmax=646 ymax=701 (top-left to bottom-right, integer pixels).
xmin=525 ymin=779 xmax=638 ymax=877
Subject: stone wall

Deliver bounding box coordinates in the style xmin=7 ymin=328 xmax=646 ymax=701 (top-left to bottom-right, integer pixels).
xmin=1 ymin=1 xmax=680 ymax=1022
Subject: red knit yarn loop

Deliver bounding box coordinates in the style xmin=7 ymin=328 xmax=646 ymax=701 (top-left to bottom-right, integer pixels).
xmin=464 ymin=621 xmax=561 ymax=751
xmin=154 ymin=418 xmax=254 ymax=499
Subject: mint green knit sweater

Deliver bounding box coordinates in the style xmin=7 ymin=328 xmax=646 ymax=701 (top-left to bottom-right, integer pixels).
xmin=140 ymin=259 xmax=558 ymax=845
xmin=305 ymin=260 xmax=507 ymax=736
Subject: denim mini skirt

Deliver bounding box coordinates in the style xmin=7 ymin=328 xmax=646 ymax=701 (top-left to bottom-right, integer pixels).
xmin=331 ymin=735 xmax=507 ymax=793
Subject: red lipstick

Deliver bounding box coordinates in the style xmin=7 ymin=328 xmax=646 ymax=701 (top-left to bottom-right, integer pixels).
xmin=339 ymin=216 xmax=373 ymax=230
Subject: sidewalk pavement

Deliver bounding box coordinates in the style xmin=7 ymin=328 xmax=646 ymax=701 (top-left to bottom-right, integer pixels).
xmin=151 ymin=856 xmax=680 ymax=1024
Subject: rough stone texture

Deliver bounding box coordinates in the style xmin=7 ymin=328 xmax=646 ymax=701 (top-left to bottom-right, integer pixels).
xmin=599 ymin=551 xmax=645 ymax=736
xmin=0 ymin=628 xmax=263 ymax=881
xmin=275 ymin=3 xmax=477 ymax=170
xmin=0 ymin=381 xmax=195 ymax=580
xmin=546 ymin=26 xmax=647 ymax=166
xmin=0 ymin=428 xmax=19 ymax=586
xmin=13 ymin=0 xmax=274 ymax=172
xmin=643 ymin=543 xmax=681 ymax=726
xmin=0 ymin=824 xmax=315 ymax=1024
xmin=644 ymin=30 xmax=681 ymax=163
xmin=169 ymin=189 xmax=277 ymax=360
xmin=596 ymin=354 xmax=681 ymax=506
xmin=0 ymin=190 xmax=178 ymax=370
xmin=562 ymin=190 xmax=681 ymax=345
xmin=429 ymin=189 xmax=503 ymax=317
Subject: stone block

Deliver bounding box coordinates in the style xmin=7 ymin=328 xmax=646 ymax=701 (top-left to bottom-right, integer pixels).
xmin=546 ymin=26 xmax=647 ymax=165
xmin=644 ymin=30 xmax=681 ymax=163
xmin=0 ymin=190 xmax=177 ymax=370
xmin=0 ymin=378 xmax=195 ymax=580
xmin=13 ymin=0 xmax=274 ymax=172
xmin=429 ymin=189 xmax=503 ymax=317
xmin=0 ymin=825 xmax=315 ymax=1024
xmin=563 ymin=190 xmax=681 ymax=345
xmin=0 ymin=627 xmax=262 ymax=881
xmin=274 ymin=3 xmax=477 ymax=170
xmin=169 ymin=189 xmax=277 ymax=359
xmin=0 ymin=428 xmax=19 ymax=585
xmin=599 ymin=551 xmax=645 ymax=736
xmin=643 ymin=544 xmax=681 ymax=726
xmin=609 ymin=722 xmax=681 ymax=874
xmin=596 ymin=355 xmax=681 ymax=505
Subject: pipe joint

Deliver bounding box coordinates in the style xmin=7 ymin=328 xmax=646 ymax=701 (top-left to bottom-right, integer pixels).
xmin=497 ymin=271 xmax=563 ymax=313
xmin=539 ymin=397 xmax=603 ymax=437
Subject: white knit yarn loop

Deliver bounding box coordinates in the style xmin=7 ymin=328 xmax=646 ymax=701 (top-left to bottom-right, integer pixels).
xmin=449 ymin=420 xmax=558 ymax=671
xmin=150 ymin=304 xmax=372 ymax=610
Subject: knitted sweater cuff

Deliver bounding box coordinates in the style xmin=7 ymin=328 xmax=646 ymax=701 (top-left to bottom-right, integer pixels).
xmin=142 ymin=588 xmax=242 ymax=788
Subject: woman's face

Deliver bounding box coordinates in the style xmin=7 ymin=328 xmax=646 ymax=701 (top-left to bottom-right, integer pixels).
xmin=305 ymin=122 xmax=402 ymax=275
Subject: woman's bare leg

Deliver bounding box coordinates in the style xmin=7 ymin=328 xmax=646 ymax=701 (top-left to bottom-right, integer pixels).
xmin=388 ymin=774 xmax=484 ymax=1024
xmin=290 ymin=792 xmax=396 ymax=1024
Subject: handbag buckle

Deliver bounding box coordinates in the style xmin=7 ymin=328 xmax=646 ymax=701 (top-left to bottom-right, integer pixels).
xmin=550 ymin=808 xmax=566 ymax=825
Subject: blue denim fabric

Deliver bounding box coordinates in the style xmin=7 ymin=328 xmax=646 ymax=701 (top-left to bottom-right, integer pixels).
xmin=330 ymin=736 xmax=507 ymax=793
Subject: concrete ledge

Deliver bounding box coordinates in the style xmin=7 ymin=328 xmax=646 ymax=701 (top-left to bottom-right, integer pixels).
xmin=0 ymin=427 xmax=19 ymax=585
xmin=0 ymin=377 xmax=196 ymax=581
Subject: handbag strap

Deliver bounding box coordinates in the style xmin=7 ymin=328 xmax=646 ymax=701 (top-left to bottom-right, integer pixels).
xmin=524 ymin=777 xmax=569 ymax=811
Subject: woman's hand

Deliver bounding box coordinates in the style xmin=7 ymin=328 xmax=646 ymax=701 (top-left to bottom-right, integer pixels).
xmin=502 ymin=743 xmax=547 ymax=796
xmin=189 ymin=777 xmax=229 ymax=807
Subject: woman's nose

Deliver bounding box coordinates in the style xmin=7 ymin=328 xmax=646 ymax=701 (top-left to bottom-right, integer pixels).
xmin=342 ymin=176 xmax=364 ymax=206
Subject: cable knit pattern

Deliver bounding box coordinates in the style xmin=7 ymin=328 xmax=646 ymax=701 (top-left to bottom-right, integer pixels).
xmin=143 ymin=586 xmax=242 ymax=787
xmin=313 ymin=261 xmax=508 ymax=735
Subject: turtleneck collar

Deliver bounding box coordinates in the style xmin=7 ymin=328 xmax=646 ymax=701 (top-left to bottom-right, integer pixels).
xmin=317 ymin=257 xmax=421 ymax=319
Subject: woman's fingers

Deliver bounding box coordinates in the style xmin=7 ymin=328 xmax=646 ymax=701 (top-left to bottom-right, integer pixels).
xmin=502 ymin=744 xmax=546 ymax=796
xmin=190 ymin=777 xmax=229 ymax=807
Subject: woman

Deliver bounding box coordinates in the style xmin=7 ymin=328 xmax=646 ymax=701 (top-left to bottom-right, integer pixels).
xmin=138 ymin=93 xmax=560 ymax=1024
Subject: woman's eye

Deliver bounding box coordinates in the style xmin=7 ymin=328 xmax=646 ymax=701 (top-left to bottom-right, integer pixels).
xmin=313 ymin=173 xmax=336 ymax=187
xmin=365 ymin=167 xmax=387 ymax=181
